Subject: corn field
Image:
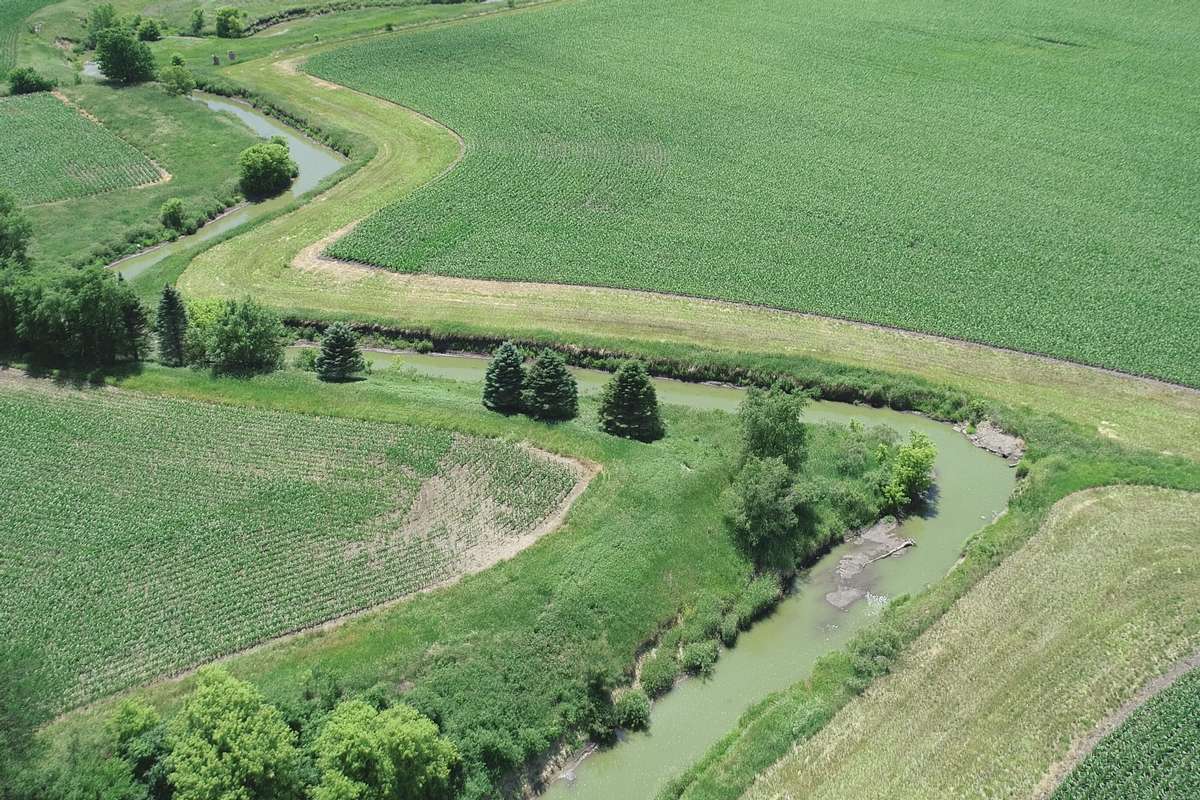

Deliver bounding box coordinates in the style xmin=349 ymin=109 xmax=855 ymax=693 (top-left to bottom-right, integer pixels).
xmin=0 ymin=380 xmax=579 ymax=712
xmin=308 ymin=0 xmax=1200 ymax=386
xmin=1053 ymin=667 xmax=1200 ymax=800
xmin=0 ymin=92 xmax=161 ymax=205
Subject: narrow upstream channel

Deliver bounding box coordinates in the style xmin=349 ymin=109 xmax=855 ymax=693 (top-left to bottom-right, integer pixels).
xmin=306 ymin=349 xmax=1016 ymax=799
xmin=102 ymin=89 xmax=348 ymax=281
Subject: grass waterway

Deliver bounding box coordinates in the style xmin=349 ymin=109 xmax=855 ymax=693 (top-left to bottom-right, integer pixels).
xmin=298 ymin=349 xmax=1016 ymax=798
xmin=110 ymin=92 xmax=347 ymax=280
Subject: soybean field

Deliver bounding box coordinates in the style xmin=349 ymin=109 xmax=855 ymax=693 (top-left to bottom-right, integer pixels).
xmin=0 ymin=378 xmax=580 ymax=712
xmin=0 ymin=92 xmax=161 ymax=204
xmin=1052 ymin=667 xmax=1200 ymax=800
xmin=309 ymin=0 xmax=1200 ymax=386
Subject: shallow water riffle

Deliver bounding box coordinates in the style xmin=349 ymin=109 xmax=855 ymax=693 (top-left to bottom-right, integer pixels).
xmin=300 ymin=349 xmax=1015 ymax=800
xmin=108 ymin=92 xmax=347 ymax=281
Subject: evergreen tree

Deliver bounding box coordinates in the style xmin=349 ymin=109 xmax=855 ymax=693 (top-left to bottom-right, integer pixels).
xmin=315 ymin=322 xmax=366 ymax=382
xmin=522 ymin=349 xmax=578 ymax=422
xmin=598 ymin=360 xmax=665 ymax=442
xmin=482 ymin=341 xmax=525 ymax=414
xmin=155 ymin=284 xmax=187 ymax=366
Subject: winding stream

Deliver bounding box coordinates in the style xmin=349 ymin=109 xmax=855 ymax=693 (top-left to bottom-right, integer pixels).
xmin=106 ymin=91 xmax=347 ymax=281
xmin=308 ymin=349 xmax=1016 ymax=799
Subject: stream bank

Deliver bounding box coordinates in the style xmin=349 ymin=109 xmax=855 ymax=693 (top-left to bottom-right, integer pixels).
xmin=290 ymin=347 xmax=1017 ymax=800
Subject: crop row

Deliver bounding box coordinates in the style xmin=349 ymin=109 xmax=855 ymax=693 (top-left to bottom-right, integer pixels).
xmin=0 ymin=92 xmax=161 ymax=204
xmin=0 ymin=382 xmax=578 ymax=711
xmin=1053 ymin=667 xmax=1200 ymax=799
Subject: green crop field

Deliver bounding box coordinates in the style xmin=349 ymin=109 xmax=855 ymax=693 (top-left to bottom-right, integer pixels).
xmin=1053 ymin=667 xmax=1200 ymax=800
xmin=0 ymin=92 xmax=161 ymax=204
xmin=307 ymin=0 xmax=1200 ymax=386
xmin=0 ymin=375 xmax=579 ymax=712
xmin=741 ymin=486 xmax=1200 ymax=800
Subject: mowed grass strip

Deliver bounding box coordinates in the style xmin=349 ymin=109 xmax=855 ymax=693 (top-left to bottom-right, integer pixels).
xmin=1052 ymin=666 xmax=1200 ymax=799
xmin=306 ymin=0 xmax=1200 ymax=385
xmin=0 ymin=92 xmax=161 ymax=204
xmin=0 ymin=376 xmax=578 ymax=712
xmin=743 ymin=486 xmax=1200 ymax=800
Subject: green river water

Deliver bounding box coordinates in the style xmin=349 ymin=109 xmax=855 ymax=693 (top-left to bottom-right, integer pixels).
xmin=307 ymin=349 xmax=1015 ymax=799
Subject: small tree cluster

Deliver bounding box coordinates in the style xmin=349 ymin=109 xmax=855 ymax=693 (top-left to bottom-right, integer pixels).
xmin=314 ymin=322 xmax=366 ymax=381
xmin=723 ymin=385 xmax=812 ymax=569
xmin=215 ymin=6 xmax=245 ymax=38
xmin=597 ymin=360 xmax=664 ymax=441
xmin=238 ymin=140 xmax=298 ymax=198
xmin=188 ymin=8 xmax=205 ymax=35
xmin=481 ymin=343 xmax=579 ymax=422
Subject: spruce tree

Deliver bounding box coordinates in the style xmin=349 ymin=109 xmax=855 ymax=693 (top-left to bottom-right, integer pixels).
xmin=483 ymin=341 xmax=526 ymax=414
xmin=315 ymin=322 xmax=366 ymax=382
xmin=155 ymin=284 xmax=187 ymax=366
xmin=522 ymin=349 xmax=578 ymax=422
xmin=598 ymin=360 xmax=665 ymax=442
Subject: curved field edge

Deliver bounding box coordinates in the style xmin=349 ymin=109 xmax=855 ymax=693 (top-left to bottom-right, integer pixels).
xmin=736 ymin=486 xmax=1200 ymax=800
xmin=0 ymin=370 xmax=591 ymax=714
xmin=170 ymin=31 xmax=1200 ymax=461
xmin=1047 ymin=661 xmax=1200 ymax=800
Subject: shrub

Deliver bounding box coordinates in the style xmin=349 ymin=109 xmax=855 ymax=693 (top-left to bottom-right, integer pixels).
xmin=614 ymin=689 xmax=650 ymax=731
xmin=482 ymin=340 xmax=525 ymax=414
xmin=215 ymin=6 xmax=244 ymax=38
xmin=293 ymin=347 xmax=318 ymax=372
xmin=96 ymin=27 xmax=156 ymax=85
xmin=315 ymin=321 xmax=366 ymax=381
xmin=522 ymin=348 xmax=578 ymax=422
xmin=196 ymin=298 xmax=286 ymax=375
xmin=159 ymin=198 xmax=186 ymax=230
xmin=7 ymin=67 xmax=53 ymax=95
xmin=681 ymin=641 xmax=719 ymax=676
xmin=598 ymin=360 xmax=665 ymax=442
xmin=680 ymin=597 xmax=723 ymax=645
xmin=136 ymin=18 xmax=161 ymax=41
xmin=159 ymin=64 xmax=195 ymax=95
xmin=881 ymin=430 xmax=938 ymax=510
xmin=639 ymin=653 xmax=679 ymax=698
xmin=237 ymin=141 xmax=298 ymax=199
xmin=719 ymin=611 xmax=739 ymax=647
xmin=733 ymin=573 xmax=783 ymax=630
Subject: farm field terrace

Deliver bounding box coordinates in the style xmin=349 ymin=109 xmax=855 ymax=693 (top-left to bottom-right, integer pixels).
xmin=0 ymin=371 xmax=582 ymax=715
xmin=740 ymin=486 xmax=1200 ymax=800
xmin=305 ymin=0 xmax=1200 ymax=386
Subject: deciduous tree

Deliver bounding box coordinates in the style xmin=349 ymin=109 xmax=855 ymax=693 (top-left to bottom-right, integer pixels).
xmin=737 ymin=384 xmax=809 ymax=469
xmin=311 ymin=699 xmax=460 ymax=800
xmin=167 ymin=668 xmax=301 ymax=800
xmin=96 ymin=26 xmax=156 ymax=85
xmin=238 ymin=141 xmax=298 ymax=198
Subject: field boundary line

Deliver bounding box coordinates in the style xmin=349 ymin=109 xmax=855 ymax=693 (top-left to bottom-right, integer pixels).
xmin=1030 ymin=647 xmax=1200 ymax=800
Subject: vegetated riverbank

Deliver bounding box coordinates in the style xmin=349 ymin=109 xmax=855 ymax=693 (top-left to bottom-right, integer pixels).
xmin=739 ymin=486 xmax=1200 ymax=800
